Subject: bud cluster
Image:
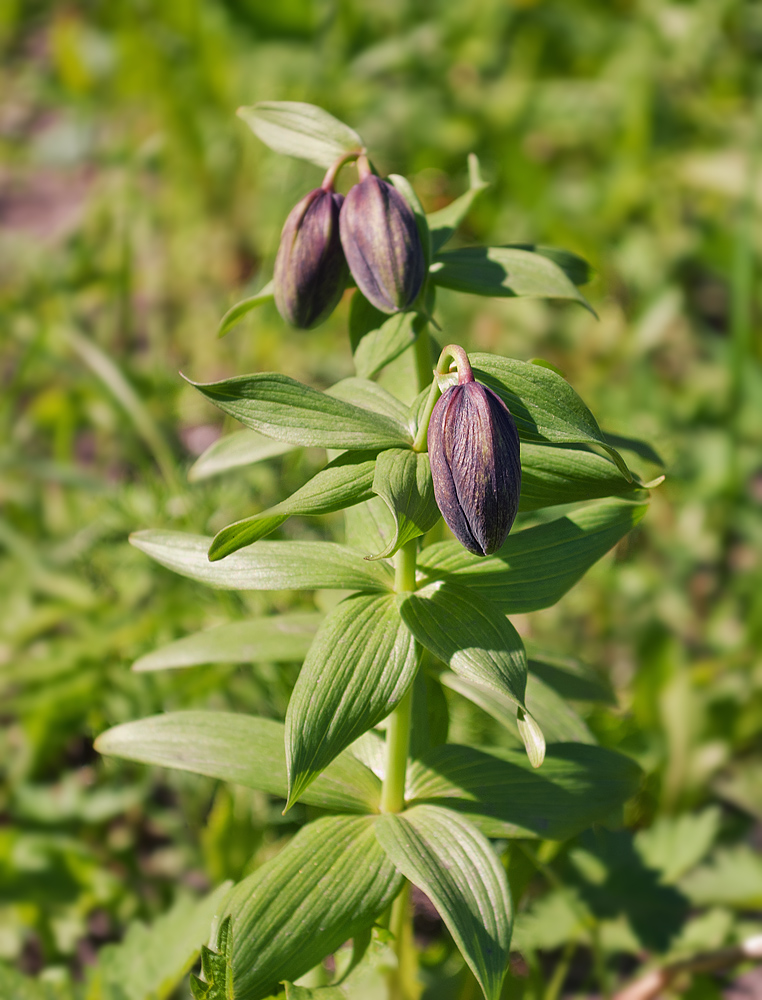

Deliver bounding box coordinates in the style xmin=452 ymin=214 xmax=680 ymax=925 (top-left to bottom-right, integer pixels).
xmin=273 ymin=156 xmax=425 ymax=329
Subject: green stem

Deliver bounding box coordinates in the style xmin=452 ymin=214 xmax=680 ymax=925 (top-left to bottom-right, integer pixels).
xmin=413 ymin=318 xmax=433 ymax=392
xmin=411 ymin=341 xmax=473 ymax=451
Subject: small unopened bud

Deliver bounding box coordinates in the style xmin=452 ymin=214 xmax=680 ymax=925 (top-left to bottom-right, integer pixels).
xmin=274 ymin=187 xmax=348 ymax=329
xmin=428 ymin=379 xmax=521 ymax=556
xmin=339 ymin=174 xmax=425 ymax=314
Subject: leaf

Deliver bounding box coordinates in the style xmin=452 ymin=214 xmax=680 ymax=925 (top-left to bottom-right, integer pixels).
xmin=349 ymin=294 xmax=427 ymax=380
xmin=418 ymin=501 xmax=647 ymax=614
xmin=132 ymin=613 xmax=322 ymax=671
xmin=469 ymin=354 xmax=631 ymax=479
xmin=95 ymin=711 xmax=381 ymax=814
xmin=430 ymin=246 xmax=594 ymax=315
xmin=526 ymin=649 xmax=615 ymax=704
xmin=130 ymin=531 xmax=394 ymax=593
xmin=0 ymin=966 xmax=74 ymax=1000
xmin=602 ymin=430 xmax=665 ymax=467
xmin=88 ymin=884 xmax=232 ymax=1000
xmin=398 ymin=581 xmax=527 ymax=708
xmin=519 ymin=443 xmax=645 ymax=512
xmin=326 ymin=376 xmax=411 ymax=426
xmin=188 ymin=429 xmax=295 ymax=482
xmin=635 ymin=807 xmax=722 ymax=885
xmin=209 ymin=451 xmax=378 ymax=560
xmin=388 ymin=173 xmax=432 ymax=270
xmin=186 ymin=372 xmax=411 ymax=450
xmin=406 ymin=743 xmax=642 ymax=840
xmin=223 ymin=815 xmax=403 ymax=1000
xmin=286 ymin=593 xmax=417 ymax=807
xmin=435 ymin=670 xmax=594 ymax=747
xmin=376 ymin=806 xmax=511 ymax=1000
xmin=502 ymin=245 xmax=593 ymax=286
xmin=679 ymin=845 xmax=762 ymax=909
xmin=191 ymin=915 xmax=233 ymax=1000
xmin=398 ymin=581 xmax=541 ymax=765
xmin=237 ymin=102 xmax=364 ymax=169
xmin=367 ymin=449 xmax=440 ymax=560
xmin=427 ymin=153 xmax=489 ymax=254
xmin=216 ymin=281 xmax=275 ymax=339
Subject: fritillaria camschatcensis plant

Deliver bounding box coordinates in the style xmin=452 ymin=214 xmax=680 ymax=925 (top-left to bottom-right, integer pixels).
xmin=95 ymin=102 xmax=659 ymax=1000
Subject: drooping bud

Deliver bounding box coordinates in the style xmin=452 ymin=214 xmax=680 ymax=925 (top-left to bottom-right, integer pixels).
xmin=273 ymin=187 xmax=348 ymax=329
xmin=428 ymin=374 xmax=521 ymax=557
xmin=339 ymin=172 xmax=425 ymax=314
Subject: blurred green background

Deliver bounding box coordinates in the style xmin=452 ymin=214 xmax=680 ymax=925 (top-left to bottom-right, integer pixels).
xmin=1 ymin=0 xmax=761 ymax=997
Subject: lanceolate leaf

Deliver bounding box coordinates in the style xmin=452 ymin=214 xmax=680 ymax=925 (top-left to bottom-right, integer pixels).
xmin=376 ymin=806 xmax=511 ymax=1000
xmin=427 ymin=153 xmax=489 ymax=254
xmin=349 ymin=294 xmax=427 ymax=379
xmin=286 ymin=594 xmax=418 ymax=807
xmin=223 ymin=815 xmax=403 ymax=1000
xmin=130 ymin=531 xmax=394 ymax=593
xmin=504 ymin=245 xmax=593 ymax=286
xmin=132 ymin=614 xmax=322 ymax=671
xmin=208 ymin=452 xmax=378 ymax=560
xmin=216 ymin=281 xmax=275 ymax=339
xmin=469 ymin=354 xmax=631 ymax=478
xmin=519 ymin=443 xmax=645 ymax=512
xmin=418 ymin=501 xmax=647 ymax=614
xmin=326 ymin=376 xmax=411 ymax=426
xmin=186 ymin=372 xmax=411 ymax=450
xmin=430 ymin=246 xmax=594 ymax=314
xmin=95 ymin=712 xmax=381 ymax=814
xmin=435 ymin=670 xmax=595 ymax=747
xmin=407 ymin=743 xmax=643 ymax=839
xmin=398 ymin=581 xmax=543 ymax=765
xmin=188 ymin=430 xmax=295 ymax=482
xmin=367 ymin=449 xmax=441 ymax=559
xmin=237 ymin=102 xmax=364 ymax=169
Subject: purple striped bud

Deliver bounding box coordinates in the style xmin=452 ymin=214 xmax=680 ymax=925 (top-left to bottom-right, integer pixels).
xmin=339 ymin=175 xmax=425 ymax=314
xmin=274 ymin=187 xmax=348 ymax=329
xmin=428 ymin=380 xmax=521 ymax=556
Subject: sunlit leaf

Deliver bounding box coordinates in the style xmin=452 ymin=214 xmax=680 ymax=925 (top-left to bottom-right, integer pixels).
xmin=237 ymin=102 xmax=364 ymax=168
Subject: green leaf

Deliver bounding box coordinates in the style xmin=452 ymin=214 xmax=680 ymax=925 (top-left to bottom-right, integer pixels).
xmin=132 ymin=613 xmax=322 ymax=671
xmin=418 ymin=501 xmax=647 ymax=614
xmin=325 ymin=376 xmax=411 ymax=426
xmin=349 ymin=294 xmax=427 ymax=380
xmin=388 ymin=173 xmax=432 ymax=270
xmin=679 ymin=845 xmax=762 ymax=909
xmin=526 ymin=649 xmax=616 ymax=704
xmin=191 ymin=915 xmax=233 ymax=1000
xmin=286 ymin=594 xmax=417 ymax=807
xmin=469 ymin=354 xmax=631 ymax=478
xmin=406 ymin=743 xmax=642 ymax=839
xmin=376 ymin=806 xmax=511 ymax=1000
xmin=216 ymin=281 xmax=275 ymax=339
xmin=88 ymin=884 xmax=231 ymax=1000
xmin=427 ymin=153 xmax=489 ymax=254
xmin=635 ymin=807 xmax=721 ymax=885
xmin=130 ymin=531 xmax=394 ymax=593
xmin=602 ymin=430 xmax=665 ymax=467
xmin=208 ymin=452 xmax=378 ymax=560
xmin=186 ymin=372 xmax=411 ymax=450
xmin=224 ymin=815 xmax=403 ymax=1000
xmin=398 ymin=581 xmax=527 ymax=707
xmin=188 ymin=429 xmax=295 ymax=483
xmin=398 ymin=581 xmax=542 ymax=764
xmin=367 ymin=449 xmax=440 ymax=560
xmin=0 ymin=966 xmax=74 ymax=1000
xmin=504 ymin=245 xmax=593 ymax=286
xmin=435 ymin=669 xmax=594 ymax=748
xmin=95 ymin=711 xmax=381 ymax=814
xmin=430 ymin=246 xmax=594 ymax=314
xmin=519 ymin=443 xmax=645 ymax=512
xmin=237 ymin=102 xmax=364 ymax=169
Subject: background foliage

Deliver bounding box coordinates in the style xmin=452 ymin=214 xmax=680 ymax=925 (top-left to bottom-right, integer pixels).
xmin=1 ymin=0 xmax=761 ymax=997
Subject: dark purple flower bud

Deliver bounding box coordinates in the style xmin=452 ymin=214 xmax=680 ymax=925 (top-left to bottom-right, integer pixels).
xmin=274 ymin=187 xmax=348 ymax=329
xmin=428 ymin=380 xmax=521 ymax=556
xmin=339 ymin=174 xmax=425 ymax=314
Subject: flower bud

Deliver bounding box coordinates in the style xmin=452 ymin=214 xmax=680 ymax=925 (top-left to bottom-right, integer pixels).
xmin=339 ymin=175 xmax=425 ymax=314
xmin=428 ymin=380 xmax=521 ymax=556
xmin=274 ymin=187 xmax=348 ymax=329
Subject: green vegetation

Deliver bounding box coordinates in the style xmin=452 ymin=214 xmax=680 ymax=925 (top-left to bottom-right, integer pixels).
xmin=1 ymin=2 xmax=760 ymax=999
